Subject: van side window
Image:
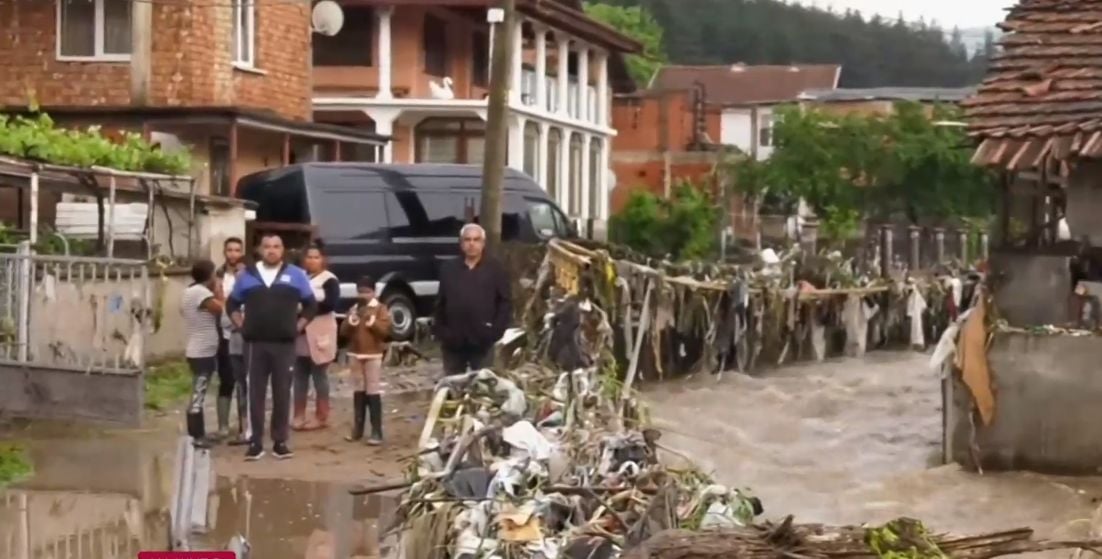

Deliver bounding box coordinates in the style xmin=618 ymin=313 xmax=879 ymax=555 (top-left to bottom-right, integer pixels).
xmin=385 ymin=191 xmax=466 ymax=239
xmin=467 ymin=194 xmax=524 ymax=242
xmin=315 ymin=191 xmax=388 ymax=241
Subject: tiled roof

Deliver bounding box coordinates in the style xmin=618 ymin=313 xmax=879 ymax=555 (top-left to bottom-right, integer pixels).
xmin=651 ymin=64 xmax=841 ymax=106
xmin=962 ymin=0 xmax=1102 ymax=167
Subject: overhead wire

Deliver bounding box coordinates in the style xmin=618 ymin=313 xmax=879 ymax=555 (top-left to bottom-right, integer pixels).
xmin=50 ymin=0 xmax=316 ymax=8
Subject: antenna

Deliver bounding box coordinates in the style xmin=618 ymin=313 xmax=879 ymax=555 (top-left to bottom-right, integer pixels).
xmin=312 ymin=1 xmax=345 ymax=36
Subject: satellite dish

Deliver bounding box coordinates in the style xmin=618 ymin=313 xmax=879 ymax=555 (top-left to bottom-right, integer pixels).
xmin=312 ymin=1 xmax=344 ymax=36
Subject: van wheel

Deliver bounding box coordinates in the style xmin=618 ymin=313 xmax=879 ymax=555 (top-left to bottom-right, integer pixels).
xmin=383 ymin=292 xmax=416 ymax=342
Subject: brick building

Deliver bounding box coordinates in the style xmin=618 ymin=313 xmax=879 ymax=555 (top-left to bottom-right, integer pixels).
xmin=310 ymin=0 xmax=640 ymax=229
xmin=610 ymin=64 xmax=840 ymax=237
xmin=0 ymin=0 xmax=387 ymax=200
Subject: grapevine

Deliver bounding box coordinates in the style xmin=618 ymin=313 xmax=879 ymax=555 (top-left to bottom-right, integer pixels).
xmin=0 ymin=111 xmax=191 ymax=175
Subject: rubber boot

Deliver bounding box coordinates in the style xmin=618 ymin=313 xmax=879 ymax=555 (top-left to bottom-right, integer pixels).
xmin=365 ymin=394 xmax=383 ymax=446
xmin=315 ymin=397 xmax=331 ymax=430
xmin=291 ymin=398 xmax=308 ymax=431
xmin=215 ymin=396 xmax=232 ymax=440
xmin=230 ymin=391 xmax=250 ymax=446
xmin=345 ymin=392 xmax=366 ymax=442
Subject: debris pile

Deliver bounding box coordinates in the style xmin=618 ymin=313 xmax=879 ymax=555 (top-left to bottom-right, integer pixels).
xmin=370 ymin=256 xmax=1102 ymax=559
xmin=523 ymin=239 xmax=984 ymax=380
xmin=392 ymin=358 xmax=765 ymax=559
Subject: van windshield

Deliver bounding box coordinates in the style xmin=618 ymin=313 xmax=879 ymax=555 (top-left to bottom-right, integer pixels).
xmin=527 ymin=200 xmax=569 ymax=239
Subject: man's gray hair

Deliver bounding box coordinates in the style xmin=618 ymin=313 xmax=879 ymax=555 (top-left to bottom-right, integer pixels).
xmin=460 ymin=223 xmax=486 ymax=239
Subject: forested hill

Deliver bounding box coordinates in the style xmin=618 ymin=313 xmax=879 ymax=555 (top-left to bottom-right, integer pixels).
xmin=590 ymin=0 xmax=997 ymax=88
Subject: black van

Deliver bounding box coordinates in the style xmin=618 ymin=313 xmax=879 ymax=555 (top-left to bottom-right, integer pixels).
xmin=236 ymin=163 xmax=575 ymax=341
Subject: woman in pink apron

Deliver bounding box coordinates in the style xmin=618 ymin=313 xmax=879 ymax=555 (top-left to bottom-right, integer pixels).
xmin=292 ymin=244 xmax=339 ymax=431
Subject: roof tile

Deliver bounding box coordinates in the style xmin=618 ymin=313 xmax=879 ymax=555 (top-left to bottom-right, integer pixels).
xmin=966 ymin=0 xmax=1102 ymax=149
xmin=651 ymin=64 xmax=840 ymax=105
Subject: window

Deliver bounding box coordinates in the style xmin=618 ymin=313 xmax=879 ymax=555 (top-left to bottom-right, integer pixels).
xmin=314 ymin=5 xmax=373 ymax=66
xmin=384 ymin=191 xmax=474 ymax=239
xmin=523 ymin=122 xmax=540 ymax=179
xmin=209 ymin=138 xmax=231 ymax=196
xmin=232 ymin=0 xmax=255 ymax=67
xmin=472 ymin=31 xmax=489 ymax=87
xmin=528 ymin=201 xmax=563 ymax=239
xmin=588 ymin=139 xmax=602 ymax=218
xmin=415 ymin=118 xmax=486 ymax=164
xmin=57 ymin=0 xmax=132 ymax=59
xmin=759 ymin=114 xmax=774 ymax=147
xmin=466 ymin=194 xmax=525 ymax=242
xmin=423 ymin=14 xmax=449 ymax=77
xmin=522 ymin=68 xmax=537 ymax=105
xmin=344 ymin=143 xmax=379 ymax=163
xmin=315 ymin=192 xmax=389 ymax=241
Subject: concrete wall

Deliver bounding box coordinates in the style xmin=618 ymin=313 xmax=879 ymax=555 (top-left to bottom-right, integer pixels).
xmin=944 ymin=330 xmax=1102 ymax=474
xmin=989 ymin=251 xmax=1072 ymax=327
xmin=148 ymin=271 xmax=192 ymax=362
xmin=0 ymin=364 xmax=142 ymax=426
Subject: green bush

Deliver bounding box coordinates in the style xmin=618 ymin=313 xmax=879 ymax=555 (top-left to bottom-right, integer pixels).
xmin=610 ymin=183 xmax=719 ymax=260
xmin=0 ymin=444 xmax=32 ymax=488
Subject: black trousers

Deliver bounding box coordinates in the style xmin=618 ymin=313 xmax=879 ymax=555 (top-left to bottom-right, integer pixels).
xmin=185 ymin=356 xmax=217 ymax=438
xmin=215 ymin=338 xmax=236 ymax=398
xmin=246 ymin=341 xmax=296 ymax=445
xmin=441 ymin=345 xmax=494 ymax=375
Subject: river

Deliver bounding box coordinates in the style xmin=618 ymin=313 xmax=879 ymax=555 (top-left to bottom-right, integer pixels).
xmin=647 ymin=351 xmax=1102 ymax=539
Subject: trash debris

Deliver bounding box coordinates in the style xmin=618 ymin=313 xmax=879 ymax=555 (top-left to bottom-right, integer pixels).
xmin=365 ymin=241 xmax=1102 ymax=559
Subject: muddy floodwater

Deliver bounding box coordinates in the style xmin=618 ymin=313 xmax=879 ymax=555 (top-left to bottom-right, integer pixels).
xmin=4 ymin=352 xmax=1102 ymax=558
xmin=647 ymin=351 xmax=1102 ymax=539
xmin=0 ymin=427 xmax=398 ymax=558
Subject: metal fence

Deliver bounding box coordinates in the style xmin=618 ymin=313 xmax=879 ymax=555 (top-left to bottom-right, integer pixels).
xmin=0 ymin=242 xmax=150 ymax=374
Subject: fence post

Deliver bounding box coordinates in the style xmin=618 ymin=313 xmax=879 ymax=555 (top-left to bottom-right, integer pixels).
xmin=934 ymin=227 xmax=946 ymax=265
xmin=980 ymin=232 xmax=990 ymax=261
xmin=958 ymin=229 xmax=969 ymax=264
xmin=15 ymin=241 xmax=32 ymax=363
xmin=908 ymin=225 xmax=921 ymax=271
xmin=880 ymin=225 xmax=893 ymax=277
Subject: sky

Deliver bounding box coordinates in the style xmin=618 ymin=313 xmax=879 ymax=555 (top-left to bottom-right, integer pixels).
xmin=804 ymin=0 xmax=1012 ymax=29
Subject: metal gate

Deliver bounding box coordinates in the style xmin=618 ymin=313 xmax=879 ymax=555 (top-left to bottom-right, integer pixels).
xmin=0 ymin=242 xmax=150 ymax=372
xmin=0 ymin=242 xmax=151 ymax=425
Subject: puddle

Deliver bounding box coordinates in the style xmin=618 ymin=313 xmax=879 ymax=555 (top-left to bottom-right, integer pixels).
xmin=0 ymin=432 xmax=398 ymax=559
xmin=200 ymin=477 xmax=398 ymax=558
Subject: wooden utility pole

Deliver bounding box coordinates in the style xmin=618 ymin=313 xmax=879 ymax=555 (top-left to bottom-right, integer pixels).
xmin=479 ymin=0 xmax=517 ymax=253
xmin=131 ymin=0 xmax=153 ymax=105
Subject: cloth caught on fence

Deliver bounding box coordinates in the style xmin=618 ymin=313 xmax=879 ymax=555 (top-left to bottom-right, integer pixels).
xmin=907 ymin=286 xmax=928 ymax=349
xmin=955 ymin=293 xmax=995 ymax=426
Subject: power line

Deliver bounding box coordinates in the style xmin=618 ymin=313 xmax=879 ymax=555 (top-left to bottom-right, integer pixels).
xmin=52 ymin=0 xmax=316 ymax=8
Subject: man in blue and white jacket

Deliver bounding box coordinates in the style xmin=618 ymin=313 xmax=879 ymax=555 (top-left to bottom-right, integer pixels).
xmin=228 ymin=233 xmax=317 ymax=461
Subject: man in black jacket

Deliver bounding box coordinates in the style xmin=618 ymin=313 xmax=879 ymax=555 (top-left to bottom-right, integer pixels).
xmin=227 ymin=233 xmax=317 ymax=461
xmin=434 ymin=223 xmax=512 ymax=374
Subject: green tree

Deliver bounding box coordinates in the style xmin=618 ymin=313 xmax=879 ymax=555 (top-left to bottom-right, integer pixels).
xmin=589 ymin=0 xmax=990 ymax=87
xmin=728 ymin=103 xmax=995 ymax=245
xmin=610 ymin=183 xmax=718 ymax=260
xmin=584 ymin=2 xmax=668 ymax=84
